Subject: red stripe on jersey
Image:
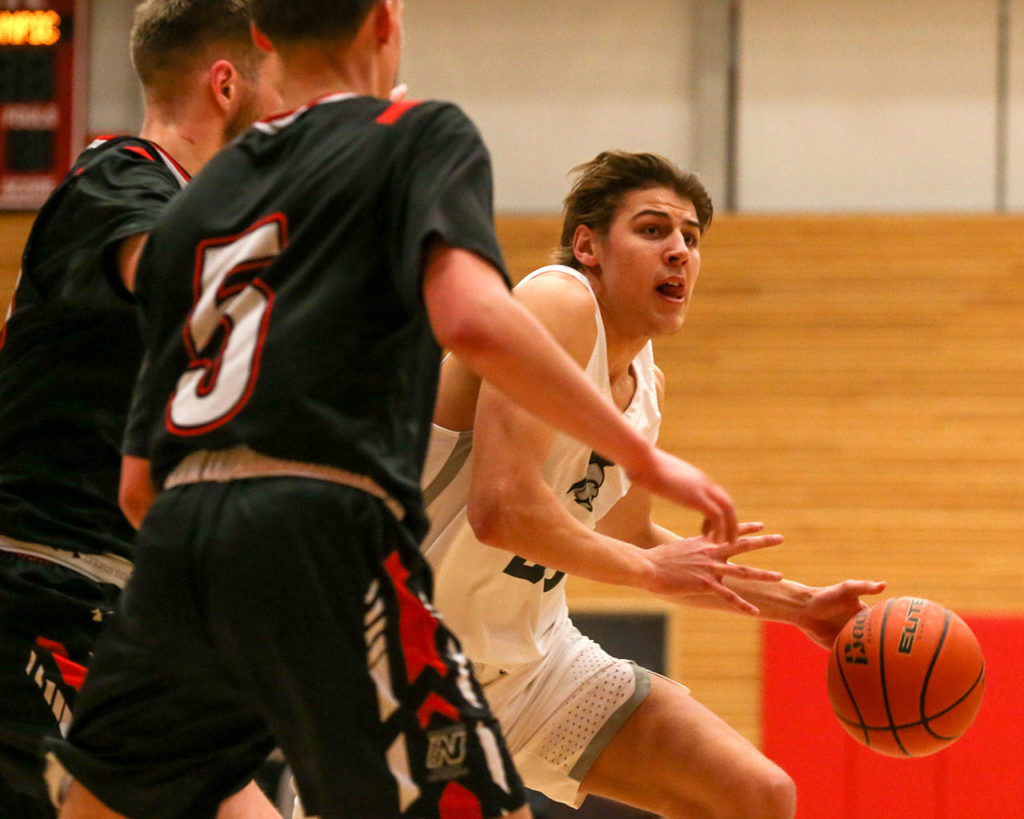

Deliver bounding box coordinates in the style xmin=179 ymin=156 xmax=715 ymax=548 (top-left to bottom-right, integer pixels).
xmin=384 ymin=551 xmax=448 ymax=683
xmin=417 ymin=692 xmax=459 ymax=729
xmin=439 ymin=781 xmax=483 ymax=818
xmin=376 ymin=100 xmax=422 ymax=125
xmin=122 ymin=145 xmax=156 ymax=162
xmin=151 ymin=143 xmax=192 ymax=182
xmin=35 ymin=637 xmax=86 ymax=691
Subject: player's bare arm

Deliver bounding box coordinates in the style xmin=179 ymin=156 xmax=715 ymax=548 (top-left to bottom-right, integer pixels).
xmin=439 ymin=270 xmax=764 ymax=610
xmin=597 ymin=497 xmax=885 ymax=644
xmin=118 ymin=455 xmax=155 ymax=529
xmin=669 ymin=558 xmax=886 ymax=649
xmin=116 ymin=233 xmax=149 ymax=292
xmin=424 ymin=243 xmax=738 ymax=542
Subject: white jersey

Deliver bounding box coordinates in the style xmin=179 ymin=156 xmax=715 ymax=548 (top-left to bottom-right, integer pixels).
xmin=420 ymin=265 xmax=661 ymax=668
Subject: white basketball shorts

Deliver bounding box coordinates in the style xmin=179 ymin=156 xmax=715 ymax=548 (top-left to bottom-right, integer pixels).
xmin=472 ymin=621 xmax=652 ymax=806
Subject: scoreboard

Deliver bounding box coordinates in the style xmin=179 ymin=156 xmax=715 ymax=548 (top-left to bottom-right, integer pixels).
xmin=0 ymin=0 xmax=87 ymax=209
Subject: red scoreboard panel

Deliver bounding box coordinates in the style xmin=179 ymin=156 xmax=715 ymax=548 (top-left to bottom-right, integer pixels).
xmin=0 ymin=0 xmax=88 ymax=209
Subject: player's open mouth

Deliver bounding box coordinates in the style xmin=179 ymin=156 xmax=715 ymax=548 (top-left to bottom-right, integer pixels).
xmin=656 ymin=281 xmax=686 ymax=301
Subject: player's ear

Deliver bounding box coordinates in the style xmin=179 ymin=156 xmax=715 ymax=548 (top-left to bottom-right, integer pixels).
xmin=572 ymin=224 xmax=600 ymax=270
xmin=208 ymin=59 xmax=238 ymax=113
xmin=375 ymin=0 xmax=400 ymax=44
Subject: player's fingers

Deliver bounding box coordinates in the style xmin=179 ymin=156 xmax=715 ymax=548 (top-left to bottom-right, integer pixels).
xmin=708 ymin=484 xmax=738 ymax=543
xmin=701 ymin=485 xmax=736 ymax=544
xmin=846 ymin=579 xmax=887 ymax=595
xmin=737 ymin=521 xmax=765 ymax=536
xmin=727 ymin=533 xmax=784 ymax=555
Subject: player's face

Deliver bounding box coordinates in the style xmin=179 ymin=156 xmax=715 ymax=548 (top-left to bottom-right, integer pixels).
xmin=587 ymin=186 xmax=702 ymax=341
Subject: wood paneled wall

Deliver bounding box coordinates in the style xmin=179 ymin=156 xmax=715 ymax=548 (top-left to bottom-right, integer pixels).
xmin=499 ymin=213 xmax=1024 ymax=743
xmin=4 ymin=212 xmax=1023 ymax=745
xmin=0 ymin=214 xmax=31 ymax=306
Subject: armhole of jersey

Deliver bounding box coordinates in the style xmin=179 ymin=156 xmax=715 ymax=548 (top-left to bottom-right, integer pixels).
xmin=516 ymin=264 xmax=606 ymax=374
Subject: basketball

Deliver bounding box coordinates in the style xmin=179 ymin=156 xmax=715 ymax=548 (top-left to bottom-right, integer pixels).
xmin=826 ymin=596 xmax=985 ymax=757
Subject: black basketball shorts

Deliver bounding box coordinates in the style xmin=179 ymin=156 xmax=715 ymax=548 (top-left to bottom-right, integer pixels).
xmin=0 ymin=551 xmax=119 ymax=817
xmin=49 ymin=477 xmax=526 ymax=819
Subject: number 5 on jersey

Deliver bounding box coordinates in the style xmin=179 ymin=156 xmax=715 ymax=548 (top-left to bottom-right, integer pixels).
xmin=168 ymin=214 xmax=286 ymax=434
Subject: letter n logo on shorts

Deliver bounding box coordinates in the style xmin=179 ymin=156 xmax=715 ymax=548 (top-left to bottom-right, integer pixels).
xmin=425 ymin=725 xmax=468 ymax=781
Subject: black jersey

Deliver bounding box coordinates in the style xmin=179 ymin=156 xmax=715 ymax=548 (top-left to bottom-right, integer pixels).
xmin=0 ymin=137 xmax=189 ymax=559
xmin=126 ymin=94 xmax=507 ymax=535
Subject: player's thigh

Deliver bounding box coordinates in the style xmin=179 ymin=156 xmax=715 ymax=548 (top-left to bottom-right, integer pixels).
xmin=581 ymin=674 xmax=793 ymax=815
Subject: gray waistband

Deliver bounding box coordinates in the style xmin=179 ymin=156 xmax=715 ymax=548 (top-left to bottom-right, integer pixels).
xmin=164 ymin=446 xmax=406 ymax=521
xmin=0 ymin=535 xmax=132 ymax=588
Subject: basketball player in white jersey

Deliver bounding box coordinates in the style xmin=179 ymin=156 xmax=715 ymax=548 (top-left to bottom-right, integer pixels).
xmin=421 ymin=151 xmax=887 ymax=818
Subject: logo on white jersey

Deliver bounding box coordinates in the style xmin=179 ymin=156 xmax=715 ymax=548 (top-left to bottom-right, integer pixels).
xmin=567 ymin=452 xmax=614 ymax=511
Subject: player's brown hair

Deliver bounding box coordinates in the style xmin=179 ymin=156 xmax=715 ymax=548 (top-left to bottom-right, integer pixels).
xmin=130 ymin=0 xmax=259 ymax=91
xmin=250 ymin=0 xmax=380 ymax=43
xmin=556 ymin=151 xmax=714 ymax=271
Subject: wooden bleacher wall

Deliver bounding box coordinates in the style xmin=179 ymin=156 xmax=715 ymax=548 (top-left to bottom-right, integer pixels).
xmin=498 ymin=213 xmax=1024 ymax=745
xmin=3 ymin=212 xmax=1023 ymax=748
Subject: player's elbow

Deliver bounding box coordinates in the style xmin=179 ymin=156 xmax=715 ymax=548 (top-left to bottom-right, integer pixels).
xmin=432 ymin=303 xmax=503 ymax=363
xmin=466 ymin=485 xmax=518 ymax=550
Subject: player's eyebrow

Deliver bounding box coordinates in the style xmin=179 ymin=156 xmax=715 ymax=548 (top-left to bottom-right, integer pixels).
xmin=630 ymin=209 xmax=701 ymax=230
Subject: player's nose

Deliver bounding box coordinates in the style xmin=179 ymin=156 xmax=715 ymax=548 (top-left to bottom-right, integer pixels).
xmin=664 ymin=230 xmax=689 ymax=265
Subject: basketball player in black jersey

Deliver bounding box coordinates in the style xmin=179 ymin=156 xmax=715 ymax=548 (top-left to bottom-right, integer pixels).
xmin=52 ymin=3 xmax=741 ymax=818
xmin=0 ymin=2 xmax=281 ymax=817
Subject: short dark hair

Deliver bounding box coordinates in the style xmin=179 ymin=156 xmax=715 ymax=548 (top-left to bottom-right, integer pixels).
xmin=250 ymin=0 xmax=380 ymax=43
xmin=556 ymin=151 xmax=714 ymax=271
xmin=131 ymin=0 xmax=259 ymax=91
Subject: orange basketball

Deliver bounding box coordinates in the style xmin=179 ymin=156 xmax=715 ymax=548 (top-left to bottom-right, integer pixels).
xmin=827 ymin=596 xmax=985 ymax=757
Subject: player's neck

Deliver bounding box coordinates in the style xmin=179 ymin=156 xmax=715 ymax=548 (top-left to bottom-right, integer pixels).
xmin=277 ymin=52 xmax=386 ymax=110
xmin=138 ymin=110 xmax=223 ymax=177
xmin=603 ymin=321 xmax=650 ymax=384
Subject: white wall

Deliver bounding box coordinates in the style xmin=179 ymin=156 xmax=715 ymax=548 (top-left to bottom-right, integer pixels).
xmin=401 ymin=0 xmax=697 ymax=213
xmin=737 ymin=0 xmax=999 ymax=212
xmin=1008 ymin=0 xmax=1024 ymax=208
xmin=87 ymin=0 xmax=141 ymax=136
xmin=83 ymin=0 xmax=1024 ymax=213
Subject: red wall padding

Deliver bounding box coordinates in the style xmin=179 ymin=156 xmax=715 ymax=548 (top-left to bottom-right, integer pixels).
xmin=762 ymin=616 xmax=1024 ymax=818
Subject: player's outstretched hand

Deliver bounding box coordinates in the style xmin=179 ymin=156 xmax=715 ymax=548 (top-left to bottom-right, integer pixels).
xmin=627 ymin=447 xmax=738 ymax=544
xmin=646 ymin=529 xmax=784 ymax=616
xmin=797 ymin=579 xmax=888 ymax=649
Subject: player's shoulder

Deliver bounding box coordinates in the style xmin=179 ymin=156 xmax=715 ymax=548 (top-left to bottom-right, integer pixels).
xmin=376 ymin=98 xmax=483 ymax=145
xmin=73 ymin=136 xmax=188 ymax=188
xmin=515 ymin=265 xmax=595 ymax=312
xmin=514 ymin=265 xmax=599 ymax=363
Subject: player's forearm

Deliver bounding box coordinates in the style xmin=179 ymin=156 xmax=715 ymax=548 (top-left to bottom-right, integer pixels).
xmin=683 ymin=576 xmax=814 ymax=622
xmin=468 ymin=481 xmax=656 ymax=590
xmin=119 ymin=454 xmax=155 ymax=529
